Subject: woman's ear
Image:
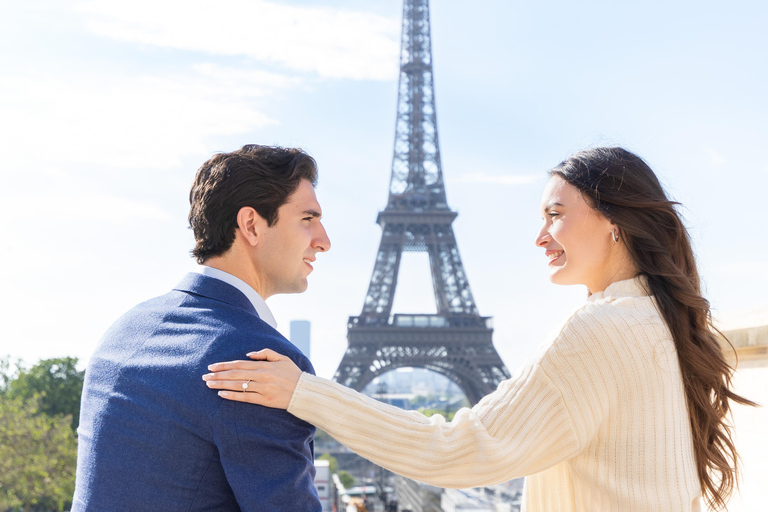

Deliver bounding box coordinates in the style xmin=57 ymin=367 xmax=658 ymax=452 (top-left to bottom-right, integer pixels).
xmin=611 ymin=225 xmax=620 ymax=243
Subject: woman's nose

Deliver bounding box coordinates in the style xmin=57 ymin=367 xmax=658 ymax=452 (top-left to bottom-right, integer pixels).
xmin=535 ymin=226 xmax=549 ymax=247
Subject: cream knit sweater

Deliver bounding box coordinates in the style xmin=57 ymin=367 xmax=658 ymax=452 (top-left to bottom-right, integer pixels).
xmin=288 ymin=277 xmax=703 ymax=511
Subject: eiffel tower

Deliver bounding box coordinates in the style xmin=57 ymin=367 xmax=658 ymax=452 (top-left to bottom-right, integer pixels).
xmin=333 ymin=0 xmax=510 ymax=405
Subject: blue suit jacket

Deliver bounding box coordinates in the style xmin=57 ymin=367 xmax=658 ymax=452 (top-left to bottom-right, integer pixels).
xmin=73 ymin=273 xmax=320 ymax=511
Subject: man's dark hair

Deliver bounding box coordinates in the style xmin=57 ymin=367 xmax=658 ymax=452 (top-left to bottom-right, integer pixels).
xmin=188 ymin=144 xmax=318 ymax=264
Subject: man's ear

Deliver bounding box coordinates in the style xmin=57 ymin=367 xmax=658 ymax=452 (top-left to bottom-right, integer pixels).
xmin=236 ymin=207 xmax=267 ymax=247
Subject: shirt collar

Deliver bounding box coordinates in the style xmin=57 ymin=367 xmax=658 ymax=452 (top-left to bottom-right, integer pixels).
xmin=193 ymin=266 xmax=278 ymax=329
xmin=587 ymin=275 xmax=652 ymax=303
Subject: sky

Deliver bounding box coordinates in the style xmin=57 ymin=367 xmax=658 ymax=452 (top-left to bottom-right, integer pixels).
xmin=1 ymin=0 xmax=767 ymax=382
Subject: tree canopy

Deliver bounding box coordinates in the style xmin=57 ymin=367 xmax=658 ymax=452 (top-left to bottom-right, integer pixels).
xmin=0 ymin=356 xmax=82 ymax=511
xmin=4 ymin=356 xmax=84 ymax=432
xmin=0 ymin=395 xmax=77 ymax=511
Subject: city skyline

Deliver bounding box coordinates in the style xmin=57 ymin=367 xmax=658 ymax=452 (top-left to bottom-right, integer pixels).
xmin=1 ymin=0 xmax=767 ymax=383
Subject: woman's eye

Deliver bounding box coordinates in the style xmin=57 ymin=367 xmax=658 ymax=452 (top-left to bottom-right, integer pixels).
xmin=548 ymin=212 xmax=560 ymax=218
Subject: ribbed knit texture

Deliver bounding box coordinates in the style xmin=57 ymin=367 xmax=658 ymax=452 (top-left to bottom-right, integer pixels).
xmin=288 ymin=277 xmax=703 ymax=511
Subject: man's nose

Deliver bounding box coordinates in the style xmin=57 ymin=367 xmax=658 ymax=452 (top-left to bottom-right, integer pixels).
xmin=314 ymin=223 xmax=331 ymax=252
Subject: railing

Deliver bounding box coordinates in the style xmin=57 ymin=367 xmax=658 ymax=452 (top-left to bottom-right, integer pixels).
xmin=348 ymin=314 xmax=493 ymax=329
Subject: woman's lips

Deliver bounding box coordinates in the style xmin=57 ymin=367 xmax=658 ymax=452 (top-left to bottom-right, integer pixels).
xmin=546 ymin=250 xmax=564 ymax=265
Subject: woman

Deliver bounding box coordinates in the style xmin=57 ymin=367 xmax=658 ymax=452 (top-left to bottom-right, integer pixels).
xmin=203 ymin=147 xmax=754 ymax=511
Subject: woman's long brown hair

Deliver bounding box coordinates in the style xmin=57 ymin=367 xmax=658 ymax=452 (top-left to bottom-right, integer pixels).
xmin=551 ymin=147 xmax=757 ymax=510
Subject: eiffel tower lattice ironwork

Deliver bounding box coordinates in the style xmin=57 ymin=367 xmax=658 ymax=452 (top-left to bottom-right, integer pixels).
xmin=333 ymin=0 xmax=510 ymax=405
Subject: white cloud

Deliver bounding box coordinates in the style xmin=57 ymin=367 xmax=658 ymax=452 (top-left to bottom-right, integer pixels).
xmin=0 ymin=192 xmax=171 ymax=276
xmin=704 ymin=147 xmax=726 ymax=166
xmin=76 ymin=0 xmax=400 ymax=81
xmin=1 ymin=192 xmax=170 ymax=226
xmin=191 ymin=63 xmax=301 ymax=95
xmin=0 ymin=69 xmax=278 ymax=170
xmin=448 ymin=172 xmax=543 ymax=186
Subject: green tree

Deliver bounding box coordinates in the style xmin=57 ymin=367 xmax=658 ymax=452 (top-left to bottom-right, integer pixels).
xmin=317 ymin=453 xmax=339 ymax=473
xmin=0 ymin=394 xmax=77 ymax=512
xmin=337 ymin=470 xmax=355 ymax=489
xmin=316 ymin=453 xmax=355 ymax=489
xmin=6 ymin=357 xmax=84 ymax=432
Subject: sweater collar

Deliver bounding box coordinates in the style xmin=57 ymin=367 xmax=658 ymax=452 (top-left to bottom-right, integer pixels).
xmin=587 ymin=275 xmax=651 ymax=302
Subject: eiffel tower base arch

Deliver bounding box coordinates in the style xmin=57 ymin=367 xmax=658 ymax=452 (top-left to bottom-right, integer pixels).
xmin=334 ymin=317 xmax=510 ymax=406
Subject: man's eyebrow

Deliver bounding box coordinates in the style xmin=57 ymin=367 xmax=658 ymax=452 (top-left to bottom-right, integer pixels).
xmin=302 ymin=209 xmax=322 ymax=218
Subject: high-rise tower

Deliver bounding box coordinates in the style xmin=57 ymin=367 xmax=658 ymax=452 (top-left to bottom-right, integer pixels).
xmin=333 ymin=0 xmax=510 ymax=405
xmin=290 ymin=320 xmax=311 ymax=359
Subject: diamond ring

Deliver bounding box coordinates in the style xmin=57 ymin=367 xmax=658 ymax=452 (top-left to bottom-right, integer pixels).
xmin=242 ymin=380 xmax=251 ymax=391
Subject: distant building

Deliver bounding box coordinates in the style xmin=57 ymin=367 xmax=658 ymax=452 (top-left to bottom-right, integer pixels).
xmin=290 ymin=320 xmax=311 ymax=359
xmin=716 ymin=308 xmax=768 ymax=512
xmin=314 ymin=459 xmax=331 ymax=511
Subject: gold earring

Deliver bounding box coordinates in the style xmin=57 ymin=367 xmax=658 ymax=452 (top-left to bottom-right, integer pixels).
xmin=612 ymin=229 xmax=619 ymax=243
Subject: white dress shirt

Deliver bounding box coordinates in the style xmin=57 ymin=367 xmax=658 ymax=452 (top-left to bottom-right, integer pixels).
xmin=193 ymin=266 xmax=277 ymax=329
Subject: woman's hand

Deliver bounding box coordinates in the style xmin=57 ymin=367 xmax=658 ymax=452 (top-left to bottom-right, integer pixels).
xmin=202 ymin=349 xmax=302 ymax=409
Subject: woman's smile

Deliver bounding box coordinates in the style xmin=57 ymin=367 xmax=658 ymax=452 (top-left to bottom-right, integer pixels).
xmin=546 ymin=250 xmax=564 ymax=265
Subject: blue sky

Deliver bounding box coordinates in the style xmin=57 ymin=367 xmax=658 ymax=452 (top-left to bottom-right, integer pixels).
xmin=1 ymin=0 xmax=766 ymax=380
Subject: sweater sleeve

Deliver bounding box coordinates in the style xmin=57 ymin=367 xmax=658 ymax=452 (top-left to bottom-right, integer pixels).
xmin=287 ymin=359 xmax=582 ymax=488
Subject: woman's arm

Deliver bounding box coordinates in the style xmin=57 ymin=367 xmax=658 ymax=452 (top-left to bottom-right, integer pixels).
xmin=205 ymin=349 xmax=580 ymax=488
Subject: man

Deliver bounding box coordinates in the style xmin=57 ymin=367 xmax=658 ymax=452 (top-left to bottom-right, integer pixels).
xmin=73 ymin=145 xmax=330 ymax=511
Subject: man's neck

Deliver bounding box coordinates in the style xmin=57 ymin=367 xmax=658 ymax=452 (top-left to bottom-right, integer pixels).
xmin=195 ymin=264 xmax=278 ymax=328
xmin=202 ymin=255 xmax=269 ymax=299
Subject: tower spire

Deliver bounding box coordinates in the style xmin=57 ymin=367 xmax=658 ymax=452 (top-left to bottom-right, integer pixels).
xmin=362 ymin=0 xmax=475 ymax=321
xmin=388 ymin=0 xmax=446 ymax=209
xmin=333 ymin=0 xmax=510 ymax=405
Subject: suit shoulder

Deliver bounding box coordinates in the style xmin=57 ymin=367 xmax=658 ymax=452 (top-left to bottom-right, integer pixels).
xmin=204 ymin=314 xmax=315 ymax=375
xmin=98 ymin=290 xmax=187 ymax=340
